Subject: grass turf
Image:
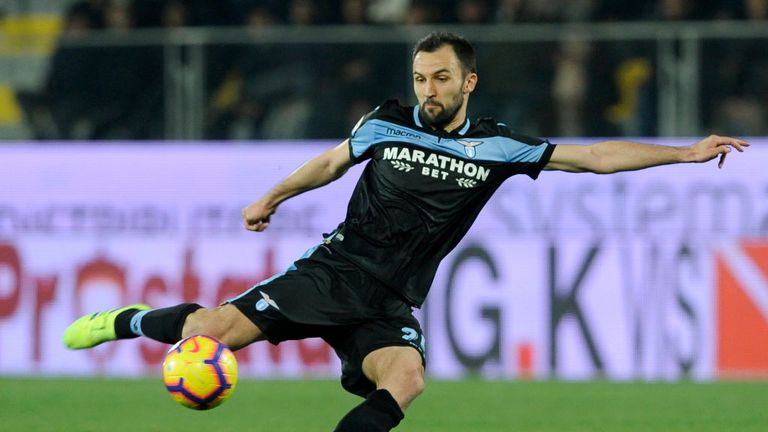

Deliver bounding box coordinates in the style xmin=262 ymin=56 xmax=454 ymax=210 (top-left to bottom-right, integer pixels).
xmin=0 ymin=377 xmax=766 ymax=431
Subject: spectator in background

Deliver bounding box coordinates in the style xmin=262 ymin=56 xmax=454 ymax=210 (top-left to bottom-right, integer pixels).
xmin=19 ymin=1 xmax=102 ymax=139
xmin=21 ymin=0 xmax=768 ymax=142
xmin=603 ymin=55 xmax=656 ymax=136
xmin=494 ymin=0 xmax=525 ymax=22
xmin=75 ymin=0 xmax=109 ymax=28
xmin=521 ymin=0 xmax=562 ymax=22
xmin=207 ymin=3 xmax=318 ymax=139
xmin=207 ymin=5 xmax=279 ymax=139
xmin=654 ymin=0 xmax=726 ymax=20
xmin=560 ymin=0 xmax=598 ymax=21
xmin=595 ymin=0 xmax=655 ymax=21
xmin=402 ymin=0 xmax=442 ymax=24
xmin=366 ymin=0 xmax=409 ymax=24
xmin=745 ymin=0 xmax=768 ymax=19
xmin=339 ymin=0 xmax=369 ymax=25
xmin=453 ymin=0 xmax=492 ymax=24
xmin=712 ymin=97 xmax=767 ymax=136
xmin=90 ymin=0 xmax=164 ymax=138
xmin=252 ymin=0 xmax=322 ymax=138
xmin=551 ymin=38 xmax=591 ymax=137
xmin=304 ymin=0 xmax=410 ymax=139
xmin=700 ymin=0 xmax=768 ymax=135
xmin=657 ymin=0 xmax=694 ymax=20
xmin=162 ymin=0 xmax=190 ymax=27
xmin=494 ymin=0 xmax=598 ymax=23
xmin=284 ymin=0 xmax=322 ymax=25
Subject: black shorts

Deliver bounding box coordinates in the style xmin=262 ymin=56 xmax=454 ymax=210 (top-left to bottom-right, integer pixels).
xmin=226 ymin=244 xmax=426 ymax=397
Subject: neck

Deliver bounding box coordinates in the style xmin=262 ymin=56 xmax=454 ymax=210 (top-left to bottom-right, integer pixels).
xmin=442 ymin=116 xmax=465 ymax=133
xmin=435 ymin=102 xmax=468 ymax=133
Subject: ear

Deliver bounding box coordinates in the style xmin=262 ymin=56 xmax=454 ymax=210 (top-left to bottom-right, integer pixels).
xmin=463 ymin=73 xmax=478 ymax=94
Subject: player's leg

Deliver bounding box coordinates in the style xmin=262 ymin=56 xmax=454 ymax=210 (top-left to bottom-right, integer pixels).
xmin=333 ymin=346 xmax=424 ymax=432
xmin=62 ymin=303 xmax=152 ymax=349
xmin=63 ymin=246 xmax=334 ymax=351
xmin=361 ymin=346 xmax=426 ymax=410
xmin=63 ymin=302 xmax=265 ymax=350
xmin=181 ymin=304 xmax=265 ymax=350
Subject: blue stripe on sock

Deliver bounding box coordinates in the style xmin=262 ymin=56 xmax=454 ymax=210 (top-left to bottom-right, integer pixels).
xmin=129 ymin=309 xmax=151 ymax=336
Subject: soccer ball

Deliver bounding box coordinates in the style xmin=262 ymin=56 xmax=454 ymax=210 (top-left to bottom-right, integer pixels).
xmin=162 ymin=335 xmax=238 ymax=410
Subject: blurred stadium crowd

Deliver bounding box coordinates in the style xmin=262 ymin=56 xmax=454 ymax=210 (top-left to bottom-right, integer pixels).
xmin=49 ymin=0 xmax=768 ymax=27
xmin=10 ymin=0 xmax=768 ymax=140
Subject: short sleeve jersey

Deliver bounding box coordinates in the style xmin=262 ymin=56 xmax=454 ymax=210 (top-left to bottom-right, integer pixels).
xmin=329 ymin=100 xmax=556 ymax=307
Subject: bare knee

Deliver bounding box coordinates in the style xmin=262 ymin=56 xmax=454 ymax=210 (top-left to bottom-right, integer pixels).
xmin=378 ymin=364 xmax=425 ymax=411
xmin=181 ymin=305 xmax=263 ymax=350
xmin=363 ymin=347 xmax=426 ymax=410
xmin=393 ymin=365 xmax=426 ymax=403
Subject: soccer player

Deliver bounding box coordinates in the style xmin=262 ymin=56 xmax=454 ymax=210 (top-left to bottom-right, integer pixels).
xmin=63 ymin=31 xmax=749 ymax=431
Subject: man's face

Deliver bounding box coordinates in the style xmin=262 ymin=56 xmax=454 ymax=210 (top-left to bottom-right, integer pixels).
xmin=412 ymin=45 xmax=476 ymax=129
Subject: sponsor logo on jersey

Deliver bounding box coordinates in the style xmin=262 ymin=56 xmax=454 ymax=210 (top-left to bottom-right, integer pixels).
xmin=383 ymin=146 xmax=490 ymax=187
xmin=386 ymin=127 xmax=421 ymax=140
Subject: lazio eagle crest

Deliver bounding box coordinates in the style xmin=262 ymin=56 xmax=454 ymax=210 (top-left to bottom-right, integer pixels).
xmin=457 ymin=140 xmax=483 ymax=158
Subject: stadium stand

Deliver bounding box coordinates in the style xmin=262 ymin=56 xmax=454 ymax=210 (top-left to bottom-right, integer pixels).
xmin=1 ymin=0 xmax=767 ymax=140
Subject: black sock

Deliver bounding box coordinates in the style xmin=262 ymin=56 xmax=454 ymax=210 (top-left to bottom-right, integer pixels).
xmin=333 ymin=389 xmax=404 ymax=432
xmin=114 ymin=309 xmax=143 ymax=339
xmin=115 ymin=303 xmax=202 ymax=344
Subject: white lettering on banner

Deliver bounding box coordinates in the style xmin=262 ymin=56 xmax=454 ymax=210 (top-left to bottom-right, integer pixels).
xmin=491 ymin=175 xmax=765 ymax=237
xmin=0 ymin=204 xmax=323 ymax=237
xmin=0 ymin=142 xmax=765 ymax=379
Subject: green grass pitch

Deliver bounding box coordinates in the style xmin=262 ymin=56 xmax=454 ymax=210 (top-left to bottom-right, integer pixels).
xmin=1 ymin=377 xmax=766 ymax=431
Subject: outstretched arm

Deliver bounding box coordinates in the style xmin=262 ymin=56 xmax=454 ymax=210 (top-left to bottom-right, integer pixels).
xmin=242 ymin=140 xmax=354 ymax=232
xmin=544 ymin=135 xmax=749 ymax=174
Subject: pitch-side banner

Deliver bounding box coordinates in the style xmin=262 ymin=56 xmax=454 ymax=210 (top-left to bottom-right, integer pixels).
xmin=0 ymin=141 xmax=766 ymax=380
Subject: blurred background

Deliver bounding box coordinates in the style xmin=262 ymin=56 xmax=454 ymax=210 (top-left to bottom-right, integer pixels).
xmin=1 ymin=0 xmax=768 ymax=386
xmin=2 ymin=3 xmax=768 ymax=431
xmin=1 ymin=0 xmax=767 ymax=141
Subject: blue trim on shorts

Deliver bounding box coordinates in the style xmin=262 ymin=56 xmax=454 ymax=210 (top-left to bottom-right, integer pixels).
xmin=225 ymin=243 xmax=321 ymax=304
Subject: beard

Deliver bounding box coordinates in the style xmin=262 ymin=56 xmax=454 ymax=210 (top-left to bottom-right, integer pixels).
xmin=420 ymin=92 xmax=463 ymax=130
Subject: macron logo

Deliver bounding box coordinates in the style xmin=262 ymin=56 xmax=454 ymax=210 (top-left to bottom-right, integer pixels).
xmin=386 ymin=127 xmax=421 ymax=140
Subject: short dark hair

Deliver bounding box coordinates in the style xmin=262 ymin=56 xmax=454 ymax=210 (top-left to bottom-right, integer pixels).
xmin=411 ymin=31 xmax=477 ymax=76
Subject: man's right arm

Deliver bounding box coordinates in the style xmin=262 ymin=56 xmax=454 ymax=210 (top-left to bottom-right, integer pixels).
xmin=242 ymin=140 xmax=354 ymax=232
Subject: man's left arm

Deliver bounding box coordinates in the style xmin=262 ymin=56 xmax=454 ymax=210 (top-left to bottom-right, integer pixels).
xmin=544 ymin=135 xmax=750 ymax=174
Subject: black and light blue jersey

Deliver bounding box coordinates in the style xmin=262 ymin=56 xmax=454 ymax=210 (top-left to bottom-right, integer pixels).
xmin=329 ymin=99 xmax=555 ymax=307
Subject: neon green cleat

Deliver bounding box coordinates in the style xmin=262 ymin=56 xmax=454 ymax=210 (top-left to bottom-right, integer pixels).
xmin=63 ymin=304 xmax=151 ymax=349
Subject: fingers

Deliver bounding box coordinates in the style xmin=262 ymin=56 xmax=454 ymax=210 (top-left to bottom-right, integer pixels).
xmin=241 ymin=207 xmax=271 ymax=232
xmin=247 ymin=222 xmax=270 ymax=232
xmin=718 ymin=152 xmax=727 ymax=169
xmin=243 ymin=216 xmax=269 ymax=231
xmin=243 ymin=220 xmax=269 ymax=232
xmin=710 ymin=134 xmax=750 ymax=152
xmin=725 ymin=138 xmax=749 ymax=152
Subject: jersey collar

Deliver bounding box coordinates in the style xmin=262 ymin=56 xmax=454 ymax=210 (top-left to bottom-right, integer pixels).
xmin=413 ymin=105 xmax=471 ymax=136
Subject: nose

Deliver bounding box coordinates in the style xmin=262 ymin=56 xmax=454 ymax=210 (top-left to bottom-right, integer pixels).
xmin=425 ymin=80 xmax=437 ymax=96
xmin=424 ymin=79 xmax=437 ymax=98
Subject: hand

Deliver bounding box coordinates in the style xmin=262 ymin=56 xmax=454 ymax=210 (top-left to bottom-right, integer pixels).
xmin=242 ymin=199 xmax=276 ymax=232
xmin=689 ymin=134 xmax=750 ymax=168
